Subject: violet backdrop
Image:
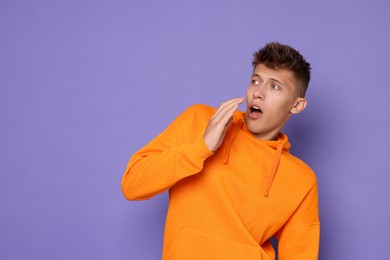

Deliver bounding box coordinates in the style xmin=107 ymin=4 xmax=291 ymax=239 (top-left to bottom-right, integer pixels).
xmin=1 ymin=0 xmax=389 ymax=259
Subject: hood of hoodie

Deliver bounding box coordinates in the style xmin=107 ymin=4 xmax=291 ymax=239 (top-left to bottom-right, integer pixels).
xmin=221 ymin=110 xmax=291 ymax=198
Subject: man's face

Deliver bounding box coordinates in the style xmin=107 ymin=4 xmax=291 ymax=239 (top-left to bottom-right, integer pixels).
xmin=245 ymin=64 xmax=304 ymax=140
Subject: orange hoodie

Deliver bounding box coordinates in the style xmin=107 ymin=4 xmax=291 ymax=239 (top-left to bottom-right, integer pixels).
xmin=122 ymin=104 xmax=320 ymax=260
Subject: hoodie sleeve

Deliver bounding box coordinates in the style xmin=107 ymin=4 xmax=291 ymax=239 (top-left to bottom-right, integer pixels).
xmin=275 ymin=180 xmax=320 ymax=260
xmin=121 ymin=105 xmax=214 ymax=200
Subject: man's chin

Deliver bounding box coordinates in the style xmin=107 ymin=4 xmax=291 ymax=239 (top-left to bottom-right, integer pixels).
xmin=245 ymin=122 xmax=264 ymax=136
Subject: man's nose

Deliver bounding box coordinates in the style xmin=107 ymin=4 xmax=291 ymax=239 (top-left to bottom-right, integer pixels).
xmin=253 ymin=84 xmax=265 ymax=100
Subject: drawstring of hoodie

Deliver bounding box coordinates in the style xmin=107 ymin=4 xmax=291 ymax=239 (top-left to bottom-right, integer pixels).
xmin=263 ymin=141 xmax=284 ymax=198
xmin=222 ymin=119 xmax=244 ymax=164
xmin=221 ymin=115 xmax=287 ymax=198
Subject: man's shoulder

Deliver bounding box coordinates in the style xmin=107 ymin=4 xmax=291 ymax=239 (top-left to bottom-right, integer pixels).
xmin=285 ymin=153 xmax=317 ymax=184
xmin=170 ymin=104 xmax=215 ymax=128
xmin=185 ymin=103 xmax=216 ymax=114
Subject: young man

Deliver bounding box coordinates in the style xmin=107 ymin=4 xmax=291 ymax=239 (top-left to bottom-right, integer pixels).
xmin=122 ymin=42 xmax=320 ymax=259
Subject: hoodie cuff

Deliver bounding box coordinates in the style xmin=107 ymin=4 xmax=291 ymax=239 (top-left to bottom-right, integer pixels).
xmin=192 ymin=139 xmax=214 ymax=160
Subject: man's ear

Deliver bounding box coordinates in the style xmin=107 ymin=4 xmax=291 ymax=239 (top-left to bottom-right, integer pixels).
xmin=290 ymin=98 xmax=307 ymax=114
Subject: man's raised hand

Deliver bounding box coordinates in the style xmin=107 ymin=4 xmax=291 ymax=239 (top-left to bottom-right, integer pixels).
xmin=203 ymin=97 xmax=245 ymax=152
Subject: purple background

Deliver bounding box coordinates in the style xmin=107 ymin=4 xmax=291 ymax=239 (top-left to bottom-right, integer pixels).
xmin=1 ymin=0 xmax=389 ymax=259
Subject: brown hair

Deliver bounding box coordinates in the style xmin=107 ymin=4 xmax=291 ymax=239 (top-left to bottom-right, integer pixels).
xmin=252 ymin=42 xmax=311 ymax=97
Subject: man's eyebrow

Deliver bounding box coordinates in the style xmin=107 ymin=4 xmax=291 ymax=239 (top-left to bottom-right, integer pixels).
xmin=251 ymin=73 xmax=285 ymax=85
xmin=270 ymin=77 xmax=285 ymax=85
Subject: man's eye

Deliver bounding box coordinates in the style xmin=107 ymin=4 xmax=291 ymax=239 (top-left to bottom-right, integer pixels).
xmin=271 ymin=84 xmax=280 ymax=90
xmin=251 ymin=79 xmax=259 ymax=85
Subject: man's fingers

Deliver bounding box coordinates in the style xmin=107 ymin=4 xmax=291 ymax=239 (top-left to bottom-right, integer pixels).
xmin=212 ymin=97 xmax=244 ymax=121
xmin=218 ymin=103 xmax=240 ymax=126
xmin=214 ymin=97 xmax=244 ymax=115
xmin=203 ymin=97 xmax=244 ymax=152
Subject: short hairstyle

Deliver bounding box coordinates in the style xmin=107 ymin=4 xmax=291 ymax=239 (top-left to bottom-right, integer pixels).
xmin=252 ymin=42 xmax=311 ymax=97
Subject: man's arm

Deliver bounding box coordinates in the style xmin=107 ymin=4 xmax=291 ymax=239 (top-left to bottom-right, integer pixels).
xmin=121 ymin=98 xmax=244 ymax=200
xmin=275 ymin=181 xmax=320 ymax=259
xmin=121 ymin=105 xmax=212 ymax=200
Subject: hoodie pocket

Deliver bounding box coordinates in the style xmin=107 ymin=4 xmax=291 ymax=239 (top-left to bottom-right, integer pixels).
xmin=166 ymin=227 xmax=260 ymax=260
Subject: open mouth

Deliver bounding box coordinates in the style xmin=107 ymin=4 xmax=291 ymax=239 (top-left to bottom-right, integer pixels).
xmin=250 ymin=106 xmax=263 ymax=114
xmin=247 ymin=105 xmax=263 ymax=120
